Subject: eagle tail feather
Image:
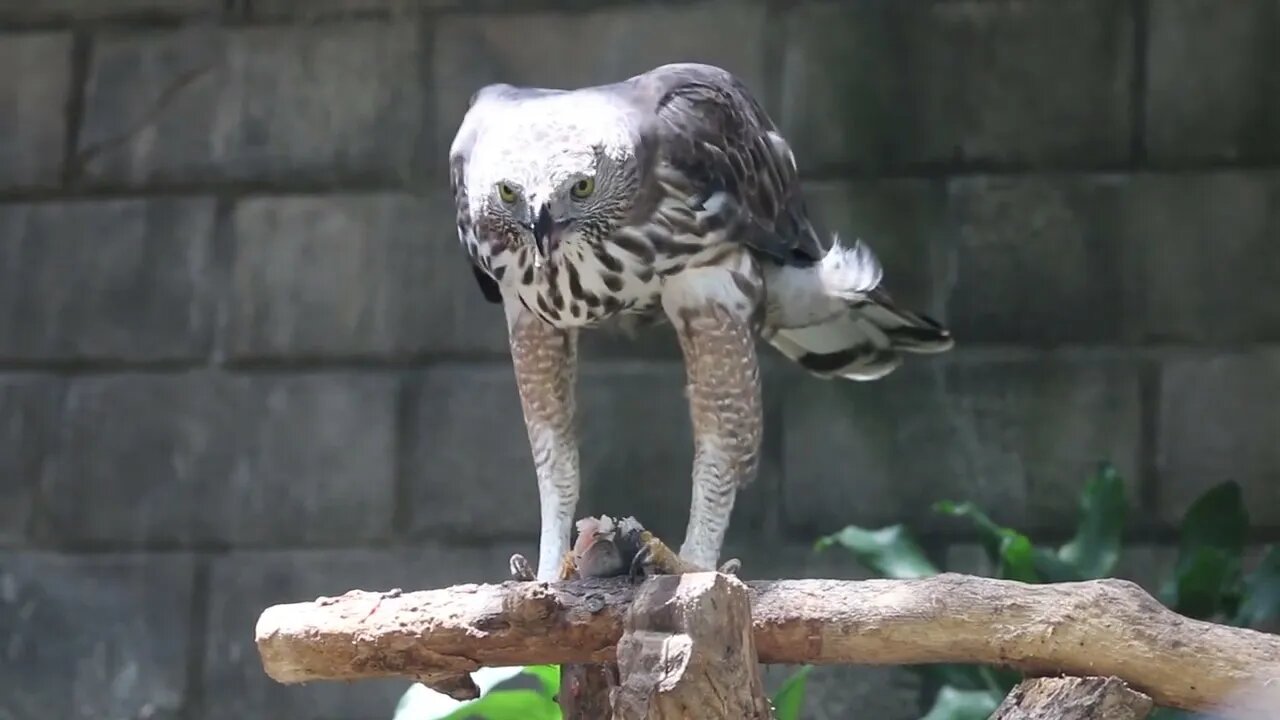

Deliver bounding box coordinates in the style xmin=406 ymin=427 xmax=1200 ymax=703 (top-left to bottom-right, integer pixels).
xmin=762 ymin=235 xmax=953 ymax=381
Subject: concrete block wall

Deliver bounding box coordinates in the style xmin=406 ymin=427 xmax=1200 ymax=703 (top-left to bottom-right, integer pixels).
xmin=0 ymin=1 xmax=1277 ymax=718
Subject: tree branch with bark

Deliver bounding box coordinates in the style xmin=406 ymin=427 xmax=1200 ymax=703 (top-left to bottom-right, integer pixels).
xmin=256 ymin=571 xmax=1280 ymax=718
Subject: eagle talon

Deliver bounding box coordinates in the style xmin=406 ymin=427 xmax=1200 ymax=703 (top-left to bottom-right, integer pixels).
xmin=628 ymin=543 xmax=654 ymax=584
xmin=718 ymin=558 xmax=742 ymax=576
xmin=509 ymin=553 xmax=536 ymax=582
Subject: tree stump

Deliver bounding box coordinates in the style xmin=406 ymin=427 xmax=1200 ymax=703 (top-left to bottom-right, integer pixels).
xmin=993 ymin=676 xmax=1154 ymax=720
xmin=610 ymin=572 xmax=772 ymax=719
xmin=558 ymin=663 xmax=617 ymax=719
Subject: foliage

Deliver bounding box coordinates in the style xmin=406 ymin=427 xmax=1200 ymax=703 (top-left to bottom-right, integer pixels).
xmin=392 ymin=665 xmax=561 ymax=720
xmin=392 ymin=658 xmax=814 ymax=719
xmin=771 ymin=665 xmax=813 ymax=720
xmin=810 ymin=463 xmax=1280 ymax=719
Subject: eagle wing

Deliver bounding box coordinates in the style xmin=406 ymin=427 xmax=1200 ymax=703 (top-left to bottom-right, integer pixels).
xmin=625 ymin=63 xmax=828 ymax=266
xmin=621 ymin=64 xmax=953 ymax=373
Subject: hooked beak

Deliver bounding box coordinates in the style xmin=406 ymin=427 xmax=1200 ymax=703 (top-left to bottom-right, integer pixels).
xmin=532 ymin=204 xmax=560 ymax=260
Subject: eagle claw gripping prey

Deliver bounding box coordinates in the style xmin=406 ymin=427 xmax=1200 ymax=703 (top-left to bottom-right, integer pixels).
xmin=508 ymin=515 xmax=739 ymax=582
xmin=452 ymin=63 xmax=953 ymax=583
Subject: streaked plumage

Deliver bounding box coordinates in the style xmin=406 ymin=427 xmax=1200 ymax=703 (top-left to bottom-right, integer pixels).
xmin=449 ymin=62 xmax=953 ymax=581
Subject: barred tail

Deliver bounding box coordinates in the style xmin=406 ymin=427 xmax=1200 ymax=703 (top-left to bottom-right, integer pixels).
xmin=767 ymin=291 xmax=952 ymax=380
xmin=761 ymin=234 xmax=952 ymax=381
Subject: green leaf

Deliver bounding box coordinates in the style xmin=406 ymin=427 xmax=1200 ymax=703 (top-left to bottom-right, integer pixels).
xmin=1057 ymin=463 xmax=1128 ymax=579
xmin=983 ymin=666 xmax=1025 ymax=694
xmin=1178 ymin=481 xmax=1248 ymax=559
xmin=1164 ymin=481 xmax=1249 ymax=618
xmin=521 ymin=665 xmax=560 ymax=698
xmin=933 ymin=501 xmax=1006 ymax=564
xmin=771 ymin=666 xmax=812 ymax=720
xmin=1167 ymin=547 xmax=1239 ymax=619
xmin=394 ymin=684 xmax=470 ymax=720
xmin=919 ymin=686 xmax=1003 ymax=720
xmin=997 ymin=534 xmax=1038 ymax=583
xmin=1235 ymin=545 xmax=1280 ymax=628
xmin=814 ymin=524 xmax=940 ymax=579
xmin=934 ymin=501 xmax=1045 ymax=583
xmin=907 ymin=664 xmax=991 ymax=692
xmin=393 ymin=666 xmax=533 ymax=720
xmin=909 ymin=663 xmax=1020 ymax=696
xmin=439 ymin=689 xmax=562 ymax=720
xmin=1031 ymin=547 xmax=1086 ymax=583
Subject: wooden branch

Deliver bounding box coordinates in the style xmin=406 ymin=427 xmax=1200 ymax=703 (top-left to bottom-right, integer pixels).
xmin=611 ymin=573 xmax=772 ymax=719
xmin=255 ymin=573 xmax=1280 ymax=717
xmin=993 ymin=677 xmax=1153 ymax=719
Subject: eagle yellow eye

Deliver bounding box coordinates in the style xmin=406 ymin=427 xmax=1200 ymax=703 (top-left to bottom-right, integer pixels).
xmin=496 ymin=182 xmax=518 ymax=203
xmin=570 ymin=177 xmax=595 ymax=199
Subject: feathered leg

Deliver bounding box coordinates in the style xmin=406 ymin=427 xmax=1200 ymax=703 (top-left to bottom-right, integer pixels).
xmin=506 ymin=300 xmax=581 ymax=582
xmin=661 ymin=254 xmax=764 ymax=571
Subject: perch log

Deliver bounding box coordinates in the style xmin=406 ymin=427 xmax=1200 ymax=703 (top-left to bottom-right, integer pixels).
xmin=992 ymin=676 xmax=1153 ymax=719
xmin=559 ymin=662 xmax=616 ymax=719
xmin=611 ymin=572 xmax=771 ymax=719
xmin=255 ymin=573 xmax=1280 ymax=718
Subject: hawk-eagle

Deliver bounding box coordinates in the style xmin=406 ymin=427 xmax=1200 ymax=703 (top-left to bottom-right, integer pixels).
xmin=448 ymin=62 xmax=952 ymax=581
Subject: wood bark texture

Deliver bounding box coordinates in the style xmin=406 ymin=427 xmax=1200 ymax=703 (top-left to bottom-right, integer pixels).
xmin=254 ymin=573 xmax=1280 ymax=717
xmin=558 ymin=662 xmax=617 ymax=719
xmin=992 ymin=676 xmax=1154 ymax=719
xmin=610 ymin=573 xmax=772 ymax=719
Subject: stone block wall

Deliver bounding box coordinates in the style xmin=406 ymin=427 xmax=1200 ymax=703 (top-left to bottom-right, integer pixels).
xmin=0 ymin=1 xmax=1277 ymax=718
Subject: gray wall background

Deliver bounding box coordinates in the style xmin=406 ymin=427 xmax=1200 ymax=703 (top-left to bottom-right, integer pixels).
xmin=0 ymin=0 xmax=1277 ymax=718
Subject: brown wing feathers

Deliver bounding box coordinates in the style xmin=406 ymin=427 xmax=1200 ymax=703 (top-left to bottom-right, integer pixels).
xmin=643 ymin=64 xmax=826 ymax=266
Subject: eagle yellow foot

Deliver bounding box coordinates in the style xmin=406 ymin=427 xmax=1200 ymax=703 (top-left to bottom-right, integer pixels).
xmin=509 ymin=516 xmax=744 ymax=581
xmin=554 ymin=515 xmax=744 ymax=581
